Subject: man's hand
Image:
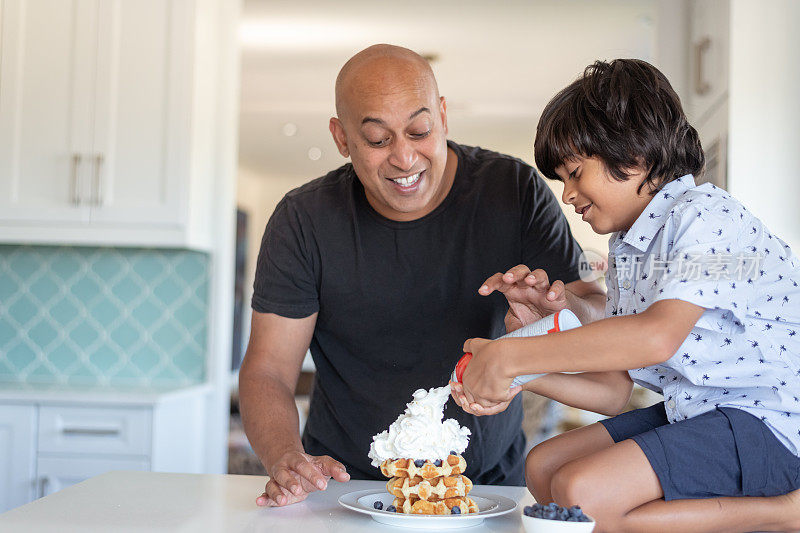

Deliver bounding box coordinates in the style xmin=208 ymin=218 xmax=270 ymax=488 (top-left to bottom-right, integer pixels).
xmin=451 ymin=337 xmax=522 ymax=410
xmin=478 ymin=265 xmax=567 ymax=332
xmin=256 ymin=450 xmax=350 ymax=507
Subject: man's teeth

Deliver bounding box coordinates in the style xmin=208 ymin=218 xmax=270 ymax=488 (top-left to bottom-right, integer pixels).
xmin=392 ymin=172 xmax=421 ymax=186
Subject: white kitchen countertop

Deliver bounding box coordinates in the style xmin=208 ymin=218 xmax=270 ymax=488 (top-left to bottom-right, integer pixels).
xmin=0 ymin=471 xmax=536 ymax=532
xmin=0 ymin=382 xmax=212 ymax=405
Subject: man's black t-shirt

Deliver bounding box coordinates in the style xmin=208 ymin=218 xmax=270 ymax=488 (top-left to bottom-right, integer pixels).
xmin=252 ymin=141 xmax=582 ymax=485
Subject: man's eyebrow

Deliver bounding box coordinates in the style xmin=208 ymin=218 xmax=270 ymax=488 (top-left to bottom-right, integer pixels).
xmin=361 ymin=107 xmax=431 ymax=126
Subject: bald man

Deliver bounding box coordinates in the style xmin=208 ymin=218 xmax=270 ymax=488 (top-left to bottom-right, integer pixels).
xmin=239 ymin=44 xmax=605 ymax=507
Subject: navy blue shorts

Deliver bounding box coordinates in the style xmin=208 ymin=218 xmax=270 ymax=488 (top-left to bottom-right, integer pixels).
xmin=600 ymin=403 xmax=800 ymax=501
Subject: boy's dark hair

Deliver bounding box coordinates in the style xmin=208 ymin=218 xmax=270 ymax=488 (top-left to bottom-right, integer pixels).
xmin=534 ymin=59 xmax=704 ymax=195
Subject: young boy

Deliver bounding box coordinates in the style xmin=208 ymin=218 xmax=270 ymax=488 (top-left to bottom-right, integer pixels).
xmin=451 ymin=59 xmax=800 ymax=532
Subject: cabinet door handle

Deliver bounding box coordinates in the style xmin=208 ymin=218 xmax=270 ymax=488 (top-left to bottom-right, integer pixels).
xmin=62 ymin=427 xmax=120 ymax=436
xmin=38 ymin=475 xmax=51 ymax=499
xmin=92 ymin=154 xmax=105 ymax=206
xmin=71 ymin=154 xmax=82 ymax=206
xmin=694 ymin=36 xmax=711 ymax=96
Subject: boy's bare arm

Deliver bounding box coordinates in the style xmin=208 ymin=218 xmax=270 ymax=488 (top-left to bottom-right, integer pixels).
xmin=524 ymin=371 xmax=633 ymax=416
xmin=460 ymin=299 xmax=704 ymax=406
xmin=451 ymin=370 xmax=633 ymax=417
xmin=506 ymin=298 xmax=705 ymax=375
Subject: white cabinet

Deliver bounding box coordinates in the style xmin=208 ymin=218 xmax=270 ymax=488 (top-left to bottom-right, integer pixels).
xmin=36 ymin=456 xmax=149 ymax=498
xmin=0 ymin=406 xmax=37 ymax=512
xmin=0 ymin=0 xmax=217 ymax=249
xmin=688 ymin=0 xmax=729 ymax=189
xmin=88 ymin=0 xmax=189 ymax=227
xmin=687 ymin=0 xmax=729 ymax=125
xmin=0 ymin=385 xmax=209 ymax=513
xmin=0 ymin=0 xmax=91 ymax=224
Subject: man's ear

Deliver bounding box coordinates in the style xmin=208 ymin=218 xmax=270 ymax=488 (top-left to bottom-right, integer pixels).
xmin=439 ymin=96 xmax=449 ymax=136
xmin=329 ymin=117 xmax=350 ymax=158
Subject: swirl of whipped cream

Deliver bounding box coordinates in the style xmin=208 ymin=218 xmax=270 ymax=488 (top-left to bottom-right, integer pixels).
xmin=368 ymin=385 xmax=470 ymax=466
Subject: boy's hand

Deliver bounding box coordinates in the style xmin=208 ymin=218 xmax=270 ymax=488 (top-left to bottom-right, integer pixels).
xmin=450 ymin=380 xmax=515 ymax=416
xmin=478 ymin=265 xmax=567 ymax=332
xmin=455 ymin=338 xmax=522 ymax=409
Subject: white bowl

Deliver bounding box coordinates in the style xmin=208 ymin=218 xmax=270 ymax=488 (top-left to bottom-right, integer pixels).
xmin=521 ymin=513 xmax=596 ymax=533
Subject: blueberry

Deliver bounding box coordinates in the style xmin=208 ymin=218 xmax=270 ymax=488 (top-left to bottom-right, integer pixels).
xmin=547 ymin=502 xmax=559 ymax=511
xmin=434 ymin=459 xmax=442 ymax=467
xmin=451 ymin=506 xmax=461 ymax=515
xmin=386 ymin=505 xmax=397 ymax=513
xmin=414 ymin=459 xmax=425 ymax=467
xmin=373 ymin=501 xmax=383 ymax=510
xmin=568 ymin=505 xmax=582 ymax=518
xmin=532 ymin=503 xmax=544 ymax=512
xmin=559 ymin=508 xmax=570 ymax=520
xmin=579 ymin=515 xmax=591 ymax=522
xmin=449 ymin=450 xmax=457 ymax=456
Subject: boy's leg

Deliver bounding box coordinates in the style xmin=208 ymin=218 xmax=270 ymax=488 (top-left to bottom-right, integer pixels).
xmin=551 ymin=439 xmax=800 ymax=533
xmin=525 ymin=422 xmax=614 ymax=503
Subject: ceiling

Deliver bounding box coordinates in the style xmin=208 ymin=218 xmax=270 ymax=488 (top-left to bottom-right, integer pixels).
xmin=238 ymin=0 xmax=657 ymax=181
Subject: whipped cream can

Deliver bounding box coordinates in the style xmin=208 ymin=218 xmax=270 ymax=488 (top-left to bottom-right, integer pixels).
xmin=451 ymin=309 xmax=582 ymax=388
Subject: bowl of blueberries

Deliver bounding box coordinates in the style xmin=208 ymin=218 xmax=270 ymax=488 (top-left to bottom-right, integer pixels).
xmin=521 ymin=503 xmax=595 ymax=532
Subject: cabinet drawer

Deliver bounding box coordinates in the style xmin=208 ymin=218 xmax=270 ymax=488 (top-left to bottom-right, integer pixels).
xmin=37 ymin=455 xmax=149 ymax=498
xmin=38 ymin=405 xmax=151 ymax=456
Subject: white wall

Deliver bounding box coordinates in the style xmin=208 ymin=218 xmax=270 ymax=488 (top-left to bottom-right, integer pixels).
xmin=728 ymin=0 xmax=800 ymax=250
xmin=235 ymin=166 xmax=314 ymax=354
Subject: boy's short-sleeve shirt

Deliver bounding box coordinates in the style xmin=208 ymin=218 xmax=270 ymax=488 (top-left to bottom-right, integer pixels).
xmin=606 ymin=174 xmax=800 ymax=456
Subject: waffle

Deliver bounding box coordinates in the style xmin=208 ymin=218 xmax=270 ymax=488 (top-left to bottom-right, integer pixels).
xmin=392 ymin=495 xmax=479 ymax=515
xmin=379 ymin=454 xmax=467 ymax=479
xmin=386 ymin=474 xmax=473 ymax=501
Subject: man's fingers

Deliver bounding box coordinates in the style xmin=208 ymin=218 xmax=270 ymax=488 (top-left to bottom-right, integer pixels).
xmin=293 ymin=459 xmax=328 ymax=491
xmin=548 ymin=279 xmax=566 ymax=301
xmin=503 ymin=265 xmax=532 ymax=284
xmin=478 ymin=272 xmax=507 ymax=295
xmin=271 ymin=466 xmax=303 ymax=496
xmin=318 ymin=456 xmax=350 ymax=482
xmin=264 ymin=479 xmax=289 ymax=506
xmin=530 ymin=269 xmax=550 ymax=290
xmin=256 ymin=492 xmax=274 ymax=507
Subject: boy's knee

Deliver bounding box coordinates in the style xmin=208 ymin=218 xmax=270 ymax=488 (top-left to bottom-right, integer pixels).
xmin=525 ymin=442 xmax=560 ymax=501
xmin=550 ymin=461 xmax=595 ymax=507
xmin=525 ymin=442 xmax=556 ymax=484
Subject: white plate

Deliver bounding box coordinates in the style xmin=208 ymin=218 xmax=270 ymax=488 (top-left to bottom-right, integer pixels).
xmin=338 ymin=488 xmax=517 ymax=529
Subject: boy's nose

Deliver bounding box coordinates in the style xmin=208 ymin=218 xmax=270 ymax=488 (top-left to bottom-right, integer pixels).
xmin=561 ymin=182 xmax=577 ymax=204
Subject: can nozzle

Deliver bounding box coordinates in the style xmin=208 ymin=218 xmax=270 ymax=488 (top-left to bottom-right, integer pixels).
xmin=451 ymin=352 xmax=473 ymax=384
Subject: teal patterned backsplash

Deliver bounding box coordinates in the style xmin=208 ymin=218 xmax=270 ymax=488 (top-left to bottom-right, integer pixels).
xmin=0 ymin=245 xmax=209 ymax=387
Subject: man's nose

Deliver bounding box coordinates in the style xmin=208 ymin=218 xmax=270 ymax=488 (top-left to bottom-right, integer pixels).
xmin=388 ymin=136 xmax=417 ymax=171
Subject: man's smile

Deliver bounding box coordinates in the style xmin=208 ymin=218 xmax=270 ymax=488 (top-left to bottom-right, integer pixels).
xmin=387 ymin=170 xmax=424 ymax=192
